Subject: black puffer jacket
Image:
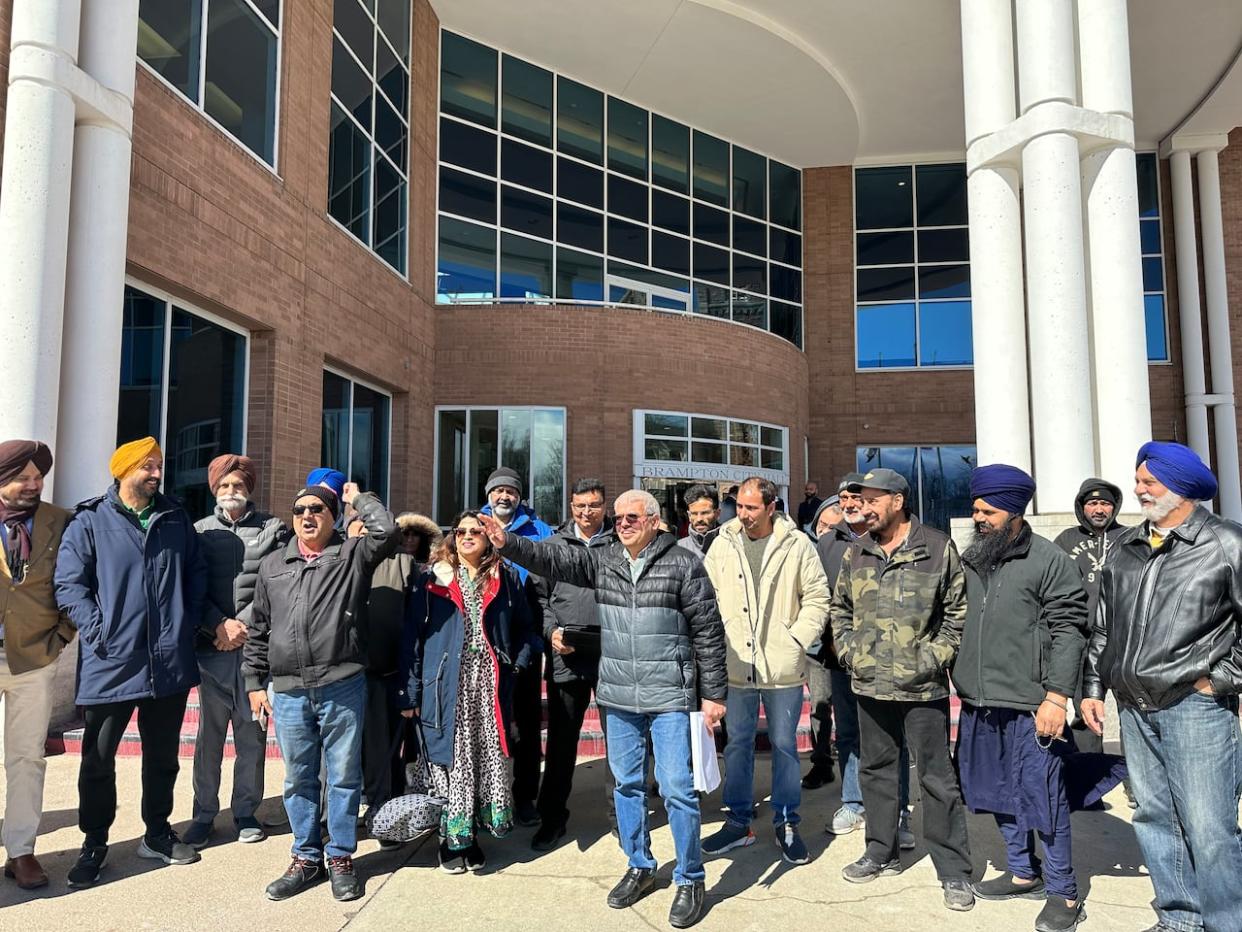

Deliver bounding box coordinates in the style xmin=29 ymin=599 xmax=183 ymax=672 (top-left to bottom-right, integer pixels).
xmin=244 ymin=493 xmax=399 ymax=692
xmin=1085 ymin=505 xmax=1242 ymax=710
xmin=500 ymin=531 xmax=727 ymax=713
xmin=194 ymin=504 xmax=288 ymax=649
xmin=534 ymin=520 xmax=615 ymax=683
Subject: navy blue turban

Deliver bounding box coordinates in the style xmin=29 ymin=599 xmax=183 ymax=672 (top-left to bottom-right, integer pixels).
xmin=970 ymin=464 xmax=1036 ymax=515
xmin=1137 ymin=441 xmax=1217 ymax=501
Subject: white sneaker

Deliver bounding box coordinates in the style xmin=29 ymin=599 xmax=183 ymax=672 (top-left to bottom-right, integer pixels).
xmin=828 ymin=806 xmax=866 ymax=835
xmin=898 ymin=811 xmax=916 ymax=850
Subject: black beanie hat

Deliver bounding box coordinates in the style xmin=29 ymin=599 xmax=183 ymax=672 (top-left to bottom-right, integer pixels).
xmin=293 ymin=485 xmax=340 ymax=518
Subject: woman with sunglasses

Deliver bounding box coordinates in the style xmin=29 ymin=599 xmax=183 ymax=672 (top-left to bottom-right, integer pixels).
xmin=398 ymin=511 xmax=538 ymax=873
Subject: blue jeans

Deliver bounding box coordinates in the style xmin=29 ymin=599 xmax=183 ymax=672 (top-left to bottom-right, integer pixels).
xmin=271 ymin=672 xmax=366 ymax=861
xmin=1121 ymin=690 xmax=1242 ymax=932
xmin=723 ymin=685 xmax=803 ymax=828
xmin=831 ymin=669 xmax=909 ymax=812
xmin=606 ymin=708 xmax=704 ymax=886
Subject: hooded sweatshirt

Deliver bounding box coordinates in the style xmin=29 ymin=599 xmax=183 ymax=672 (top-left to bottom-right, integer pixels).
xmin=1052 ymin=478 xmax=1122 ymax=618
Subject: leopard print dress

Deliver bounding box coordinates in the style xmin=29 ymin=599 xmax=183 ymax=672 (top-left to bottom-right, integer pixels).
xmin=429 ymin=565 xmax=514 ymax=850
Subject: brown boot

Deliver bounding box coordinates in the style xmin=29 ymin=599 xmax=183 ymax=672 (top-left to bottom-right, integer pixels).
xmin=5 ymin=854 xmax=49 ymax=889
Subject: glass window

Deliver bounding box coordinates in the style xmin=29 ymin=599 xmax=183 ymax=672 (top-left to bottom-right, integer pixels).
xmin=915 ymin=163 xmax=968 ymax=226
xmin=1136 ymin=153 xmax=1168 ymax=362
xmin=441 ymin=31 xmax=496 ymax=127
xmin=857 ymin=266 xmax=916 ymax=302
xmin=137 ymin=0 xmax=202 ymax=99
xmin=608 ymin=97 xmax=647 ymax=180
xmin=500 ymin=186 xmax=553 ymax=239
xmin=653 ymin=191 xmax=690 ymax=236
xmin=693 ymin=131 xmax=729 ymax=207
xmin=608 ymin=174 xmax=648 ymax=223
xmin=856 ymin=445 xmax=977 ymax=532
xmin=556 ymin=247 xmax=604 ymax=302
xmin=372 ymin=156 xmax=407 ymax=271
xmin=334 ymin=0 xmax=373 ymax=67
xmin=607 ymin=217 xmax=646 ymax=264
xmin=732 ymin=292 xmax=766 ymax=330
xmin=918 ymin=300 xmax=973 ymax=366
xmin=376 ymin=0 xmax=410 ymax=63
xmin=558 ymin=158 xmax=603 ymax=208
xmin=855 ymin=166 xmax=913 ymax=230
xmin=321 ymin=370 xmax=390 ymax=502
xmin=437 ymin=217 xmax=496 ymax=302
xmin=917 ymin=228 xmax=969 ymax=263
xmin=652 ymin=116 xmax=690 ymax=194
xmin=557 ymin=77 xmax=602 ymax=164
xmin=857 ymin=303 xmax=916 ymax=368
xmin=693 ymin=282 xmax=730 ymax=318
xmin=652 ymin=232 xmax=690 ymax=277
xmin=118 ymin=287 xmax=167 ymax=445
xmin=770 ymin=265 xmax=801 ymax=303
xmin=734 ymin=216 xmax=766 ymax=257
xmin=440 ymin=117 xmax=496 ymax=175
xmin=500 ymin=233 xmax=552 ymax=299
xmin=1144 ymin=294 xmax=1168 ymax=362
xmin=770 ymin=160 xmax=801 ymax=230
xmin=694 ymin=204 xmax=729 ymax=247
xmin=375 ymin=93 xmax=407 ymax=166
xmin=328 ymin=102 xmax=371 ymax=242
xmin=502 ymin=55 xmax=552 ymax=147
xmin=771 ymin=228 xmax=801 ymax=265
xmin=435 ymin=409 xmax=467 ymax=523
xmin=694 ymin=243 xmax=730 ymax=286
xmin=1137 ymin=152 xmax=1159 ymax=218
xmin=645 ymin=413 xmax=687 ymax=436
xmin=557 ymin=203 xmax=604 ymax=252
xmin=531 ymin=409 xmax=566 ymax=524
xmin=376 ymin=37 xmax=408 ymax=119
xmin=501 ymin=138 xmax=552 ymax=192
xmin=332 ymin=35 xmax=372 ymax=130
xmin=439 ymin=167 xmax=496 ymax=224
xmin=918 ymin=264 xmax=970 ymax=299
xmin=769 ymin=300 xmax=802 ymax=349
xmin=733 ymin=255 xmax=766 ymax=294
xmin=857 ymin=231 xmax=914 ymax=266
xmin=692 ymin=417 xmax=726 ymax=440
xmin=1139 ymin=218 xmax=1161 ymax=254
xmin=733 ymin=147 xmax=766 ymax=219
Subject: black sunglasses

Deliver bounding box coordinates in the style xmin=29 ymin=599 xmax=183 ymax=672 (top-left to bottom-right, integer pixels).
xmin=292 ymin=503 xmax=328 ymax=516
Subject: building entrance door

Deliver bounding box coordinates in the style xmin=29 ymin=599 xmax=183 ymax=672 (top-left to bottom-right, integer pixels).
xmin=640 ymin=478 xmax=736 ymax=536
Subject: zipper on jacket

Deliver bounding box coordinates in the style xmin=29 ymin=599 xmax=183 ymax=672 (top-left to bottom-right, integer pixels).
xmin=976 ymin=566 xmax=1002 ymax=706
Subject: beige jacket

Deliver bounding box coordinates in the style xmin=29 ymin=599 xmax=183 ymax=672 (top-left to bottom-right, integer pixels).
xmin=703 ymin=514 xmax=830 ymax=688
xmin=0 ymin=502 xmax=75 ymax=674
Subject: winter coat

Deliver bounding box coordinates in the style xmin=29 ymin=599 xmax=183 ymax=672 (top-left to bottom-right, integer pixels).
xmin=244 ymin=492 xmax=398 ymax=693
xmin=534 ymin=521 xmax=615 ymax=683
xmin=194 ymin=504 xmax=287 ymax=650
xmin=703 ymin=515 xmax=831 ymax=688
xmin=954 ymin=523 xmax=1090 ymax=711
xmin=810 ymin=522 xmax=858 ymax=668
xmin=1052 ymin=478 xmax=1123 ymax=620
xmin=480 ymin=502 xmax=553 ymax=583
xmin=397 ymin=562 xmax=538 ymax=767
xmin=499 ymin=531 xmax=727 ymax=714
xmin=797 ymin=495 xmax=823 ymax=530
xmin=55 ymin=487 xmax=207 ymax=705
xmin=829 ymin=516 xmax=967 ymax=702
xmin=0 ymin=502 xmax=76 ymax=675
xmin=1085 ymin=506 xmax=1242 ymax=710
xmin=676 ymin=527 xmax=719 ymax=560
xmin=367 ymin=551 xmax=417 ymax=676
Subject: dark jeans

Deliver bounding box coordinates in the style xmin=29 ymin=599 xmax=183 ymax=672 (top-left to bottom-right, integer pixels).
xmin=856 ymin=695 xmax=972 ymax=878
xmin=536 ymin=678 xmax=614 ymax=828
xmin=806 ymin=661 xmax=834 ymax=768
xmin=512 ymin=659 xmax=544 ymax=804
xmin=362 ymin=672 xmax=404 ymax=809
xmin=79 ymin=691 xmax=190 ymax=845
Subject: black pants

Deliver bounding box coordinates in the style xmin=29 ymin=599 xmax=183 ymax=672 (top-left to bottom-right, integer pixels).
xmin=536 ymin=678 xmax=615 ymax=827
xmin=78 ymin=691 xmax=190 ymax=845
xmin=511 ymin=658 xmax=544 ymax=804
xmin=856 ymin=695 xmax=972 ymax=878
xmin=362 ymin=672 xmax=405 ymax=809
xmin=806 ymin=660 xmax=834 ymax=768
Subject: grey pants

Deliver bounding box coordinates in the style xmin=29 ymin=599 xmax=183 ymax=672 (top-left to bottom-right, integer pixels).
xmin=191 ymin=649 xmax=266 ymax=824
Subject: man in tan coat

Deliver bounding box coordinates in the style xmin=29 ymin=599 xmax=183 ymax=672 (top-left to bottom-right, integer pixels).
xmin=0 ymin=440 xmax=74 ymax=889
xmin=701 ymin=477 xmax=830 ymax=866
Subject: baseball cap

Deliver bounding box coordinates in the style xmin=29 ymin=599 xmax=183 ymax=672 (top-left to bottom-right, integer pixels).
xmin=838 ymin=472 xmax=865 ymax=492
xmin=851 ymin=468 xmax=910 ymax=497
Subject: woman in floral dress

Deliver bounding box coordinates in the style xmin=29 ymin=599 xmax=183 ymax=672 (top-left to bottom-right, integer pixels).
xmin=400 ymin=511 xmax=538 ymax=873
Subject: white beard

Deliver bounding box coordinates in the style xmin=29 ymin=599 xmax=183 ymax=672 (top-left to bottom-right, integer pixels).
xmin=1139 ymin=489 xmax=1185 ymax=523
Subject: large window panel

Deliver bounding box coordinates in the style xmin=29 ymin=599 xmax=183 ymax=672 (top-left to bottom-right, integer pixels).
xmin=119 ymin=288 xmax=167 ymax=446
xmin=439 ymin=167 xmax=496 ymax=224
xmin=607 ymin=217 xmax=647 ymax=264
xmin=321 ymin=370 xmax=390 ymax=502
xmin=376 ymin=0 xmax=410 ymax=62
xmin=918 ymin=301 xmax=973 ymax=366
xmin=501 ymin=139 xmax=553 ymax=193
xmin=333 ymin=0 xmax=373 ymax=67
xmin=328 ymin=102 xmax=371 ymax=242
xmin=321 ymin=371 xmax=352 ymax=490
xmin=436 ymin=409 xmax=468 ymax=524
xmin=558 ymin=158 xmax=603 ymax=208
xmin=556 ymin=247 xmax=604 ymax=302
xmin=915 ymin=163 xmax=968 ymax=226
xmin=769 ymin=300 xmax=802 ymax=349
xmin=652 ymin=232 xmax=691 ymax=277
xmin=608 ymin=97 xmax=648 ymax=180
xmin=693 ymin=131 xmax=729 ymax=207
xmin=501 ymin=186 xmax=553 ymax=239
xmin=469 ymin=409 xmax=500 ymax=515
xmin=137 ymin=0 xmax=202 ymax=99
xmin=557 ymin=77 xmax=603 ymax=164
xmin=556 ymin=203 xmax=604 ymax=253
xmin=855 ymin=445 xmax=977 ymax=532
xmin=500 ymin=233 xmax=552 ymax=299
xmin=531 ymin=409 xmax=566 ymax=525
xmin=440 ymin=117 xmax=496 ymax=175
xmin=1137 ymin=153 xmax=1168 ymax=362
xmin=332 ymin=35 xmax=372 ymax=130
xmin=608 ymin=174 xmax=648 ymax=223
xmin=441 ymin=31 xmax=496 ymax=127
xmin=734 ymin=216 xmax=766 ymax=258
xmin=733 ymin=146 xmax=766 ymax=219
xmin=732 ymin=292 xmax=766 ymax=330
xmin=855 ymin=166 xmax=913 ymax=230
xmin=372 ymin=157 xmax=407 ymax=272
xmin=857 ymin=303 xmax=916 ymax=368
xmin=437 ymin=217 xmax=496 ymax=302
xmin=652 ymin=116 xmax=690 ymax=194
xmin=502 ymin=55 xmax=552 ymax=147
xmin=653 ymin=191 xmax=691 ymax=236
xmin=770 ymin=160 xmax=801 ymax=230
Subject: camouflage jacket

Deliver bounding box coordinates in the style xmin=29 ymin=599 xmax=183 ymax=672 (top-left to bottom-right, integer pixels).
xmin=829 ymin=515 xmax=967 ymax=702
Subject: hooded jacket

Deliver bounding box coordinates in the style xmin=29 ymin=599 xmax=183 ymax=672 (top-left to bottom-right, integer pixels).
xmin=363 ymin=513 xmax=441 ymax=676
xmin=1052 ymin=478 xmax=1122 ymax=618
xmin=676 ymin=526 xmax=719 ymax=560
xmin=481 ymin=502 xmax=553 ymax=583
xmin=194 ymin=503 xmax=288 ymax=650
xmin=703 ymin=514 xmax=831 ymax=688
xmin=811 ymin=521 xmax=859 ymax=667
xmin=534 ymin=519 xmax=615 ymax=683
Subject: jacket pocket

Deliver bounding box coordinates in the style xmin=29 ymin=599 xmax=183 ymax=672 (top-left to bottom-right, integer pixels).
xmin=896 ymin=639 xmax=945 ymax=690
xmin=847 ymin=628 xmax=880 ymax=682
xmin=421 ymin=652 xmax=450 ymax=730
xmin=1032 ymin=627 xmax=1052 ymax=685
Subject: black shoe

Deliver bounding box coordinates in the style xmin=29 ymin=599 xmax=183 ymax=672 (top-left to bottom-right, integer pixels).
xmin=378 ymin=838 xmax=403 ymax=851
xmin=974 ymin=872 xmax=1046 ymax=900
xmin=265 ymin=857 xmax=324 ymax=901
xmin=606 ymin=867 xmax=657 ymax=908
xmin=942 ymin=879 xmax=976 ymax=911
xmin=464 ymin=841 xmax=485 ymax=872
xmin=669 ymin=881 xmax=706 ymax=928
xmin=801 ymin=763 xmax=835 ymax=790
xmin=137 ymin=831 xmax=200 ymax=865
xmin=841 ymin=854 xmax=902 ymax=883
xmin=328 ymin=856 xmax=362 ymax=901
xmin=1035 ymin=898 xmax=1084 ymax=932
xmin=532 ymin=822 xmax=567 ymax=852
xmin=438 ymin=842 xmax=467 ymax=875
xmin=67 ymin=844 xmax=108 ymax=889
xmin=514 ymin=799 xmax=541 ymax=827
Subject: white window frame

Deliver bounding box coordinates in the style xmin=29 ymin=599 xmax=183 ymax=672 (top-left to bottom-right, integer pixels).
xmin=631 ymin=409 xmax=790 ymax=489
xmin=322 ymin=365 xmax=394 ymax=498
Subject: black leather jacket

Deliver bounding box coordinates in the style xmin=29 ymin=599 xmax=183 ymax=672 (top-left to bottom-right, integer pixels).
xmin=1084 ymin=506 xmax=1242 ymax=711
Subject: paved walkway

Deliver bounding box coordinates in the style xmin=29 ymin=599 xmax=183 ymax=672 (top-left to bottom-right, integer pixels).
xmin=0 ymin=752 xmax=1162 ymax=931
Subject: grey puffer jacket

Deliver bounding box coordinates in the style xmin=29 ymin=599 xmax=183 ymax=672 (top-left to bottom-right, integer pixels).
xmin=500 ymin=531 xmax=726 ymax=714
xmin=194 ymin=504 xmax=288 ymax=650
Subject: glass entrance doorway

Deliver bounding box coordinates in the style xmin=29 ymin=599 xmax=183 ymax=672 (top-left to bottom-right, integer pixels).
xmin=640 ymin=478 xmax=737 ymax=535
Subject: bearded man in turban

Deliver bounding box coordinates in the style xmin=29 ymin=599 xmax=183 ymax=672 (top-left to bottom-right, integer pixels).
xmin=954 ymin=465 xmax=1091 ymax=932
xmin=180 ymin=455 xmax=288 ymax=850
xmin=54 ymin=437 xmax=208 ymax=887
xmin=1081 ymin=442 xmax=1242 ymax=932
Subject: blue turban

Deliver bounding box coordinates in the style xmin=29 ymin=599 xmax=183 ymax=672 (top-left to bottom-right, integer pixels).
xmin=305 ymin=467 xmax=346 ymax=498
xmin=970 ymin=464 xmax=1036 ymax=515
xmin=1136 ymin=441 xmax=1217 ymax=501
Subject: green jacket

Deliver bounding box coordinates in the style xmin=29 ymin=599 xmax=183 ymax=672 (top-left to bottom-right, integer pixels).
xmin=829 ymin=515 xmax=967 ymax=702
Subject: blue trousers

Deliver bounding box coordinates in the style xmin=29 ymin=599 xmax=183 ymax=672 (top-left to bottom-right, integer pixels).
xmin=722 ymin=685 xmax=803 ymax=828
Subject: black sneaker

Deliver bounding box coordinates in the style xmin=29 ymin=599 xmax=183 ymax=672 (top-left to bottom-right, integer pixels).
xmin=669 ymin=880 xmax=706 ymax=928
xmin=464 ymin=841 xmax=485 ymax=872
xmin=532 ymin=822 xmax=567 ymax=852
xmin=67 ymin=844 xmax=108 ymax=889
xmin=327 ymin=856 xmax=362 ymax=901
xmin=265 ymin=856 xmax=324 ymax=901
xmin=1036 ymin=898 xmax=1085 ymax=932
xmin=606 ymin=866 xmax=657 ymax=908
xmin=438 ymin=842 xmax=466 ymax=875
xmin=841 ymin=854 xmax=902 ymax=883
xmin=137 ymin=831 xmax=200 ymax=865
xmin=973 ymin=872 xmax=1046 ymax=900
xmin=942 ymin=878 xmax=976 ymax=911
xmin=514 ymin=799 xmax=541 ymax=827
xmin=801 ymin=763 xmax=835 ymax=790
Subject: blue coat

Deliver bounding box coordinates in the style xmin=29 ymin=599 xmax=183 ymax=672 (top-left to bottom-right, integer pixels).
xmin=479 ymin=503 xmax=552 ymax=582
xmin=397 ymin=562 xmax=539 ymax=768
xmin=55 ymin=486 xmax=207 ymax=706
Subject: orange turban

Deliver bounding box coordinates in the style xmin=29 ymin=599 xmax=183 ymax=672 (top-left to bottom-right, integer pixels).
xmin=110 ymin=437 xmax=163 ymax=480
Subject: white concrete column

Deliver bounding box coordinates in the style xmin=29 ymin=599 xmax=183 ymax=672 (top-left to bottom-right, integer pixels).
xmin=1078 ymin=0 xmax=1152 ymax=502
xmin=1017 ymin=0 xmax=1096 ymax=512
xmin=1196 ymin=148 xmax=1242 ymax=519
xmin=961 ymin=0 xmax=1030 ymax=471
xmin=1169 ymin=150 xmax=1212 ymax=464
xmin=0 ymin=1 xmax=81 ymax=447
xmin=53 ymin=0 xmax=140 ymax=506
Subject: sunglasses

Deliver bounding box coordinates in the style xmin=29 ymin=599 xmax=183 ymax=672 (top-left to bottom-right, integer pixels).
xmin=454 ymin=527 xmax=486 ymax=538
xmin=292 ymin=503 xmax=328 ymax=516
xmin=614 ymin=512 xmax=648 ymax=526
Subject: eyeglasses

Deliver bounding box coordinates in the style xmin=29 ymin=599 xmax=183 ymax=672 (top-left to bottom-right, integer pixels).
xmin=292 ymin=504 xmax=327 ymax=516
xmin=571 ymin=502 xmax=604 ymax=513
xmin=454 ymin=527 xmax=485 ymax=538
xmin=614 ymin=512 xmax=648 ymax=527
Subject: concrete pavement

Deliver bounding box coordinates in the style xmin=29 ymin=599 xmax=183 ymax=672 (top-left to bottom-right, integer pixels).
xmin=0 ymin=751 xmax=1162 ymax=931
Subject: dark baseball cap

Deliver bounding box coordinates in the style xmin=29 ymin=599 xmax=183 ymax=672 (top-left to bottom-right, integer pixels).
xmin=838 ymin=472 xmax=865 ymax=492
xmin=851 ymin=468 xmax=910 ymax=497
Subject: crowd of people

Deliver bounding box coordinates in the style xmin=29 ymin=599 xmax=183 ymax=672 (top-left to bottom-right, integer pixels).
xmin=0 ymin=434 xmax=1239 ymax=931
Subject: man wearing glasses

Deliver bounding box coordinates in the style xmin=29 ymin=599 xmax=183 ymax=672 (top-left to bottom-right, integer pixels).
xmin=478 ymin=491 xmax=726 ymax=929
xmin=245 ymin=481 xmax=398 ymax=903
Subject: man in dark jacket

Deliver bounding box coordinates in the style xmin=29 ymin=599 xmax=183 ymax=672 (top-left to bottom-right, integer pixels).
xmin=531 ymin=478 xmax=616 ymax=851
xmin=478 ymin=490 xmax=726 ymax=930
xmin=245 ymin=482 xmax=398 ymax=903
xmin=796 ymin=481 xmax=823 ymax=532
xmin=1052 ymin=478 xmax=1121 ymax=756
xmin=55 ymin=437 xmax=208 ymax=887
xmin=1082 ymin=442 xmax=1242 ymax=932
xmin=184 ymin=454 xmax=287 ymax=850
xmin=955 ymin=465 xmax=1089 ymax=932
xmin=829 ymin=468 xmax=974 ymax=910
xmin=676 ymin=484 xmax=720 ymax=560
